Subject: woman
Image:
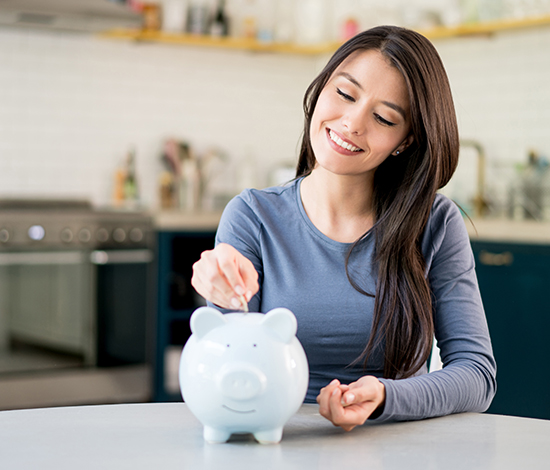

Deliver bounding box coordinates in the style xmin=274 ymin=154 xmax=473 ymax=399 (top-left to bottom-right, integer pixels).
xmin=191 ymin=25 xmax=496 ymax=431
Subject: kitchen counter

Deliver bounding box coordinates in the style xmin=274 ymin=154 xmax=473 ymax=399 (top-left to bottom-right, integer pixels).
xmin=467 ymin=218 xmax=550 ymax=244
xmin=154 ymin=210 xmax=550 ymax=245
xmin=154 ymin=210 xmax=223 ymax=231
xmin=1 ymin=403 xmax=550 ymax=469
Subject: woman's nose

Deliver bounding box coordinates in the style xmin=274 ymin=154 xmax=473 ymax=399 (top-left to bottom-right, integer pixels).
xmin=341 ymin=109 xmax=366 ymax=136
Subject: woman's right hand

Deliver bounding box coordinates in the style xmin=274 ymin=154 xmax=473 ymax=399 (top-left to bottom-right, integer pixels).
xmin=191 ymin=243 xmax=259 ymax=310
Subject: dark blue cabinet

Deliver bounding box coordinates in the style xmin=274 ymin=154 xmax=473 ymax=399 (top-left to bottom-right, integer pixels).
xmin=154 ymin=230 xmax=216 ymax=402
xmin=471 ymin=240 xmax=550 ymax=419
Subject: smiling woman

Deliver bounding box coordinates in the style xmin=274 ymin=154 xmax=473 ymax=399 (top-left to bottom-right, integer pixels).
xmin=191 ymin=25 xmax=496 ymax=432
xmin=308 ymin=49 xmax=413 ymax=179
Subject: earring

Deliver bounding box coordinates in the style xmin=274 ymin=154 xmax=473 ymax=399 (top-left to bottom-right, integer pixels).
xmin=395 ymin=150 xmax=400 ymax=155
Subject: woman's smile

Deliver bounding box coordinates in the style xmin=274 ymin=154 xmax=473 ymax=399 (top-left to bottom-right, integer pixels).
xmin=326 ymin=128 xmax=364 ymax=154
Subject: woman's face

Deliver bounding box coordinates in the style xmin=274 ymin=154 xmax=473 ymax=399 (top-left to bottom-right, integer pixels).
xmin=310 ymin=49 xmax=413 ymax=177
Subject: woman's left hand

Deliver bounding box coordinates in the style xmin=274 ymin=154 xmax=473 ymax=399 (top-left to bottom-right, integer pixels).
xmin=316 ymin=376 xmax=386 ymax=431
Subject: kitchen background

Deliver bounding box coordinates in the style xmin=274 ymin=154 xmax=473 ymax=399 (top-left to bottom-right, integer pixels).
xmin=0 ymin=0 xmax=550 ymax=418
xmin=0 ymin=0 xmax=549 ymax=212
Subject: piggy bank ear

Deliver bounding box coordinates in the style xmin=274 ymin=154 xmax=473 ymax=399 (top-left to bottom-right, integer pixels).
xmin=190 ymin=307 xmax=227 ymax=339
xmin=261 ymin=308 xmax=297 ymax=344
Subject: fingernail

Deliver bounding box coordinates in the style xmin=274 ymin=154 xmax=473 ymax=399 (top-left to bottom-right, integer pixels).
xmin=330 ymin=379 xmax=339 ymax=386
xmin=331 ymin=388 xmax=338 ymax=397
xmin=230 ymin=297 xmax=241 ymax=308
xmin=234 ymin=285 xmax=244 ymax=296
xmin=345 ymin=393 xmax=355 ymax=404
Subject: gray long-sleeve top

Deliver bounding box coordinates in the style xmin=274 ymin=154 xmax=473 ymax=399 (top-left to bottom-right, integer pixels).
xmin=212 ymin=177 xmax=497 ymax=422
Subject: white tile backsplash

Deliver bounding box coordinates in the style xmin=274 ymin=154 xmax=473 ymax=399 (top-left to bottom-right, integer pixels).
xmin=0 ymin=27 xmax=314 ymax=207
xmin=0 ymin=24 xmax=549 ymax=208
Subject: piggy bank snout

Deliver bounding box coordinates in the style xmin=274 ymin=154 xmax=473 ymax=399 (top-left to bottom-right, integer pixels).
xmin=217 ymin=364 xmax=267 ymax=401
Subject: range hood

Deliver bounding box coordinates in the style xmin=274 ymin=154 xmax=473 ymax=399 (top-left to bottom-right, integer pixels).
xmin=0 ymin=0 xmax=142 ymax=33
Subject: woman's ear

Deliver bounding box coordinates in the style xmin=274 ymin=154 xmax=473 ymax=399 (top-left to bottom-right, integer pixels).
xmin=394 ymin=134 xmax=414 ymax=156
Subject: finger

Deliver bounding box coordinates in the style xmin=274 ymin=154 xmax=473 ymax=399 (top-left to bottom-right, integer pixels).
xmin=344 ymin=377 xmax=385 ymax=407
xmin=317 ymin=379 xmax=340 ymax=418
xmin=327 ymin=386 xmax=357 ymax=431
xmin=191 ymin=249 xmax=238 ymax=308
xmin=237 ymin=256 xmax=259 ymax=301
xmin=215 ymin=245 xmax=247 ymax=293
xmin=191 ymin=273 xmax=234 ymax=309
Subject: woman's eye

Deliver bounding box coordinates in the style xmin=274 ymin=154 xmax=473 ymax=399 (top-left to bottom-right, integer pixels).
xmin=336 ymin=88 xmax=355 ymax=102
xmin=374 ymin=113 xmax=396 ymax=127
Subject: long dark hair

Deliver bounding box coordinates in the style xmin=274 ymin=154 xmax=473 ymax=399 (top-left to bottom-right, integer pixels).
xmin=297 ymin=26 xmax=459 ymax=379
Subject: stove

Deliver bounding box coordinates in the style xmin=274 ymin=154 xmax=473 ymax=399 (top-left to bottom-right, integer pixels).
xmin=0 ymin=199 xmax=153 ymax=251
xmin=0 ymin=199 xmax=155 ymax=382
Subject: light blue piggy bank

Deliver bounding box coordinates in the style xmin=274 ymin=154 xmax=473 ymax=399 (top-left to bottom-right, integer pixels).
xmin=179 ymin=306 xmax=309 ymax=444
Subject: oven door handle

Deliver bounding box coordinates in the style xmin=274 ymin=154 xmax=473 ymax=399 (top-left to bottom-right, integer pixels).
xmin=0 ymin=251 xmax=86 ymax=265
xmin=90 ymin=249 xmax=154 ymax=265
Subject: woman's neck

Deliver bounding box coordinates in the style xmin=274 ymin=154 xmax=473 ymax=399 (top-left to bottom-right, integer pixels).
xmin=300 ymin=168 xmax=375 ymax=243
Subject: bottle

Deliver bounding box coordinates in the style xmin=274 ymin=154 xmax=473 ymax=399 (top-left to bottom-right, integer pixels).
xmin=112 ymin=165 xmax=126 ymax=207
xmin=256 ymin=0 xmax=274 ymax=43
xmin=210 ymin=0 xmax=229 ymax=37
xmin=186 ymin=0 xmax=209 ymax=35
xmin=241 ymin=0 xmax=258 ymax=39
xmin=123 ymin=148 xmax=139 ymax=206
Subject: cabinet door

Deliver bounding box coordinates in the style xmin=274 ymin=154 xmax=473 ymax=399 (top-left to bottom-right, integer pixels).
xmin=154 ymin=231 xmax=216 ymax=402
xmin=472 ymin=241 xmax=550 ymax=419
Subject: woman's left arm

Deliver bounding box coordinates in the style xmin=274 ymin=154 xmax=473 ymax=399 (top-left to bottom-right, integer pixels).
xmin=320 ymin=197 xmax=497 ymax=427
xmin=369 ymin=197 xmax=497 ymax=422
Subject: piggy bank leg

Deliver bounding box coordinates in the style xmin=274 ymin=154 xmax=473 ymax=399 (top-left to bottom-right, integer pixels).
xmin=253 ymin=427 xmax=283 ymax=445
xmin=203 ymin=426 xmax=231 ymax=444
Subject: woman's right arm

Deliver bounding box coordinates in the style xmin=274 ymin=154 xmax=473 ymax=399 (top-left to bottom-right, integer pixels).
xmin=191 ymin=191 xmax=263 ymax=311
xmin=191 ymin=243 xmax=259 ymax=310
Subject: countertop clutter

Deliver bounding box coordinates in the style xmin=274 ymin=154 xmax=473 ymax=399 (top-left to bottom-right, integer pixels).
xmin=1 ymin=403 xmax=550 ymax=470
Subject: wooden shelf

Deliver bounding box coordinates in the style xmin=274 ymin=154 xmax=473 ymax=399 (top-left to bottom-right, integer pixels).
xmin=99 ymin=14 xmax=550 ymax=55
xmin=420 ymin=13 xmax=550 ymax=40
xmin=98 ymin=28 xmax=340 ymax=55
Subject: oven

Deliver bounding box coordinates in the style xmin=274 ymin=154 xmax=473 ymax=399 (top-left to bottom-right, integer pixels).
xmin=0 ymin=200 xmax=154 ymax=408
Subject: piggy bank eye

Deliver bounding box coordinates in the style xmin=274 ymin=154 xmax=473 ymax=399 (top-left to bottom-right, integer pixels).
xmin=226 ymin=344 xmax=230 ymax=348
xmin=253 ymin=344 xmax=257 ymax=348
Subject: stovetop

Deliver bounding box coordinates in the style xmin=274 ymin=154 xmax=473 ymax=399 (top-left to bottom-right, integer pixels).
xmin=0 ymin=199 xmax=153 ymax=250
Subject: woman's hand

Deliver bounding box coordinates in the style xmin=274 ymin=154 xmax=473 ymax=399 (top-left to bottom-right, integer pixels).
xmin=191 ymin=243 xmax=259 ymax=310
xmin=316 ymin=376 xmax=386 ymax=431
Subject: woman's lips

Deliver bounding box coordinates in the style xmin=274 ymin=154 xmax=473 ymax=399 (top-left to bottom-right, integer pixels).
xmin=326 ymin=128 xmax=363 ymax=155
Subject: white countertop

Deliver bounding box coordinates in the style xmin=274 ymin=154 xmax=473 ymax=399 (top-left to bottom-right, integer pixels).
xmin=153 ymin=210 xmax=550 ymax=244
xmin=467 ymin=218 xmax=550 ymax=244
xmin=154 ymin=210 xmax=223 ymax=231
xmin=1 ymin=403 xmax=550 ymax=469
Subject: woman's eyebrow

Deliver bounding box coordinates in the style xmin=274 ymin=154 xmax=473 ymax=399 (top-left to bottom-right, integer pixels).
xmin=337 ymin=72 xmax=363 ymax=90
xmin=336 ymin=71 xmax=407 ymax=119
xmin=381 ymin=100 xmax=406 ymax=119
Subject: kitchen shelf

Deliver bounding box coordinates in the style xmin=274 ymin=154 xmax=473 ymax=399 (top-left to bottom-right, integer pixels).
xmin=421 ymin=13 xmax=550 ymax=40
xmin=99 ymin=14 xmax=550 ymax=55
xmin=98 ymin=28 xmax=339 ymax=55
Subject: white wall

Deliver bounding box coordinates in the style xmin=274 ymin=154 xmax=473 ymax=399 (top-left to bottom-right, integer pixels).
xmin=0 ymin=27 xmax=315 ymax=207
xmin=436 ymin=26 xmax=550 ymax=211
xmin=0 ymin=22 xmax=549 ymax=209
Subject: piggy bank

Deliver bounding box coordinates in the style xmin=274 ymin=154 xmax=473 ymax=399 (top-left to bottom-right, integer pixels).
xmin=179 ymin=306 xmax=309 ymax=444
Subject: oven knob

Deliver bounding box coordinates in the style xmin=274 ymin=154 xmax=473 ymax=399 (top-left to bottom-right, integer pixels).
xmin=28 ymin=225 xmax=45 ymax=241
xmin=129 ymin=228 xmax=144 ymax=243
xmin=60 ymin=228 xmax=74 ymax=243
xmin=96 ymin=228 xmax=109 ymax=243
xmin=0 ymin=228 xmax=9 ymax=243
xmin=113 ymin=228 xmax=126 ymax=243
xmin=78 ymin=228 xmax=92 ymax=243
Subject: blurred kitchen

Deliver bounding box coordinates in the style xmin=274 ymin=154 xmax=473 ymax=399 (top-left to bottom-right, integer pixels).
xmin=0 ymin=0 xmax=549 ymax=419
